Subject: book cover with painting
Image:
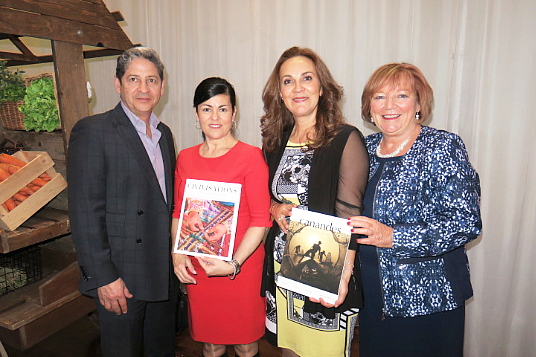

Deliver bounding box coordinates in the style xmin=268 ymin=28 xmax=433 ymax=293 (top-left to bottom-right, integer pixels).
xmin=174 ymin=179 xmax=241 ymax=261
xmin=276 ymin=208 xmax=352 ymax=305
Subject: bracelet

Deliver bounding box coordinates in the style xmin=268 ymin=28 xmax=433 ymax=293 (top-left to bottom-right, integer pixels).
xmin=227 ymin=259 xmax=241 ymax=280
xmin=343 ymin=263 xmax=354 ymax=274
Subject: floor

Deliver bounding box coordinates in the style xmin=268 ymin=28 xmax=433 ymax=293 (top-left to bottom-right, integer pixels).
xmin=2 ymin=313 xmax=360 ymax=356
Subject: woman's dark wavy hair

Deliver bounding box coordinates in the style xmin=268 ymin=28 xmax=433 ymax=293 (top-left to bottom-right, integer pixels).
xmin=260 ymin=47 xmax=345 ymax=152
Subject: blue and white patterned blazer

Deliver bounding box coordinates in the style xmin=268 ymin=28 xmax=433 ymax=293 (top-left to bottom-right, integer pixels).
xmin=366 ymin=125 xmax=482 ymax=318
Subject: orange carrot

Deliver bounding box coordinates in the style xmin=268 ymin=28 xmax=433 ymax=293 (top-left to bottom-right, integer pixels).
xmin=28 ymin=183 xmax=40 ymax=192
xmin=0 ymin=167 xmax=11 ymax=181
xmin=1 ymin=202 xmax=8 ymax=211
xmin=6 ymin=165 xmax=20 ymax=175
xmin=3 ymin=198 xmax=16 ymax=211
xmin=31 ymin=177 xmax=48 ymax=187
xmin=12 ymin=192 xmax=28 ymax=202
xmin=0 ymin=163 xmax=11 ymax=171
xmin=39 ymin=172 xmax=52 ymax=181
xmin=0 ymin=153 xmax=26 ymax=167
xmin=19 ymin=187 xmax=34 ymax=195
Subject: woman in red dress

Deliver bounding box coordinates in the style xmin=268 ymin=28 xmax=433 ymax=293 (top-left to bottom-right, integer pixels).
xmin=172 ymin=77 xmax=272 ymax=357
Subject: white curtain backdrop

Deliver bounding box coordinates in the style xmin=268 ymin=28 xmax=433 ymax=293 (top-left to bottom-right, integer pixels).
xmin=91 ymin=1 xmax=536 ymax=356
xmin=7 ymin=1 xmax=535 ymax=355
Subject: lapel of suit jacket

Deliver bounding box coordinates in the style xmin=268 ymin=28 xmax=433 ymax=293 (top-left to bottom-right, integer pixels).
xmin=112 ymin=103 xmax=168 ymax=204
xmin=157 ymin=122 xmax=174 ymax=211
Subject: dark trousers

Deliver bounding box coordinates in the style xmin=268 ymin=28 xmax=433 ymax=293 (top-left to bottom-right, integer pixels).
xmin=95 ymin=288 xmax=178 ymax=357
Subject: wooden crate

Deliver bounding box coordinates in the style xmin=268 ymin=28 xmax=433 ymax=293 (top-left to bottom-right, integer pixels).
xmin=0 ymin=151 xmax=67 ymax=231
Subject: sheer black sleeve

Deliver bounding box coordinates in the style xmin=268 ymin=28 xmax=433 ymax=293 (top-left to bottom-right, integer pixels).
xmin=337 ymin=130 xmax=369 ymax=252
xmin=336 ymin=130 xmax=369 ymax=218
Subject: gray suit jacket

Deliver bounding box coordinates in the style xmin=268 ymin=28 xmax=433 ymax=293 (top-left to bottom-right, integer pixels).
xmin=68 ymin=103 xmax=176 ymax=301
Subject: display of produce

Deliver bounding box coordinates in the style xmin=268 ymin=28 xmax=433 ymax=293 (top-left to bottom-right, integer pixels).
xmin=0 ymin=151 xmax=67 ymax=231
xmin=0 ymin=153 xmax=51 ymax=212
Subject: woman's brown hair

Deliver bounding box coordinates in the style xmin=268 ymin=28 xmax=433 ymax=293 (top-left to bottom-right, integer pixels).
xmin=361 ymin=63 xmax=434 ymax=124
xmin=261 ymin=47 xmax=345 ymax=152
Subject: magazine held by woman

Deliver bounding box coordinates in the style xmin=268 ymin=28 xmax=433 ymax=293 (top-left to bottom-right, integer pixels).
xmin=276 ymin=208 xmax=352 ymax=304
xmin=174 ymin=179 xmax=241 ymax=261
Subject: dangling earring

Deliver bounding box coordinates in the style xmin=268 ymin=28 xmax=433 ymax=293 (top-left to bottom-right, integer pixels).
xmin=415 ymin=112 xmax=421 ymax=121
xmin=195 ymin=121 xmax=201 ymax=130
xmin=232 ymin=120 xmax=237 ymax=129
xmin=370 ymin=117 xmax=374 ymax=123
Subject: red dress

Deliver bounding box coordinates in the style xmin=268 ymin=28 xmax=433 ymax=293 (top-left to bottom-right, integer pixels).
xmin=172 ymin=141 xmax=272 ymax=344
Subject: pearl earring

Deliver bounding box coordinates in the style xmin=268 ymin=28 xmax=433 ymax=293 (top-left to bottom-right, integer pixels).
xmin=370 ymin=117 xmax=374 ymax=123
xmin=415 ymin=112 xmax=421 ymax=121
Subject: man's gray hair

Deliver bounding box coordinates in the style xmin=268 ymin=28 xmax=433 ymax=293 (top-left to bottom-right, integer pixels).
xmin=116 ymin=46 xmax=164 ymax=81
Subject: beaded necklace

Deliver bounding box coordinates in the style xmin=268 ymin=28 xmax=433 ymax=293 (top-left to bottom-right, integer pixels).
xmin=375 ymin=137 xmax=410 ymax=158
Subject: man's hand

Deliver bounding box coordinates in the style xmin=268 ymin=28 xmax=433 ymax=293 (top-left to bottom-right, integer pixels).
xmin=97 ymin=278 xmax=133 ymax=315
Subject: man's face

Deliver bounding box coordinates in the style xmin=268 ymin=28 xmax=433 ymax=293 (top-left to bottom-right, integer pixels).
xmin=114 ymin=57 xmax=164 ymax=122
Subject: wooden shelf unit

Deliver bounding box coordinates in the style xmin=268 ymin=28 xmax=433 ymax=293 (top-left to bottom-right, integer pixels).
xmin=0 ymin=208 xmax=95 ymax=350
xmin=0 ymin=208 xmax=70 ymax=254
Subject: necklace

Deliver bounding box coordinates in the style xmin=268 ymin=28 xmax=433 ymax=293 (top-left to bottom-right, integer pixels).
xmin=376 ymin=137 xmax=410 ymax=158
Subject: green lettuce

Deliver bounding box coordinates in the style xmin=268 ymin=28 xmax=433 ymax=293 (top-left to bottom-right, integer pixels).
xmin=19 ymin=77 xmax=59 ymax=132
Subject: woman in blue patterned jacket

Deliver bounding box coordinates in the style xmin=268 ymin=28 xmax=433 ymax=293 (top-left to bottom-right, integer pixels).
xmin=348 ymin=63 xmax=482 ymax=357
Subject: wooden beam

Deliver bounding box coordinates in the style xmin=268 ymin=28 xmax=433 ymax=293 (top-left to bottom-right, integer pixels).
xmin=0 ymin=7 xmax=133 ymax=50
xmin=4 ymin=48 xmax=128 ymax=66
xmin=0 ymin=45 xmax=139 ymax=67
xmin=51 ymin=41 xmax=89 ymax=153
xmin=0 ymin=35 xmax=39 ymax=62
xmin=0 ymin=51 xmax=38 ymax=62
xmin=7 ymin=35 xmax=34 ymax=57
xmin=83 ymin=48 xmax=126 ymax=59
xmin=111 ymin=11 xmax=125 ymax=22
xmin=8 ymin=35 xmax=35 ymax=57
xmin=0 ymin=0 xmax=119 ymax=29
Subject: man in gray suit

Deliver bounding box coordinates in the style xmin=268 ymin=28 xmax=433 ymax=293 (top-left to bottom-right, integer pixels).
xmin=68 ymin=47 xmax=178 ymax=357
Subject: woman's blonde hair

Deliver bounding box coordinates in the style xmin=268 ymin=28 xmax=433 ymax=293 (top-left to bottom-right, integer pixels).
xmin=361 ymin=63 xmax=433 ymax=124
